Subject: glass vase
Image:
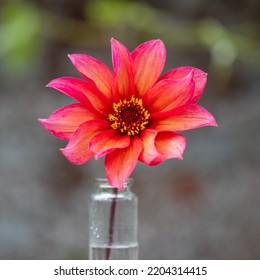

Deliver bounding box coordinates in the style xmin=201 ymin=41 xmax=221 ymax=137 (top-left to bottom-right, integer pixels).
xmin=89 ymin=178 xmax=138 ymax=260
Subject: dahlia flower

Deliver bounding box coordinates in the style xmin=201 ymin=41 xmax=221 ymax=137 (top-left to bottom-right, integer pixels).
xmin=39 ymin=39 xmax=217 ymax=190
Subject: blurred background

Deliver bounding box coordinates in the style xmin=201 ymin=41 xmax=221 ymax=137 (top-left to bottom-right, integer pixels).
xmin=0 ymin=0 xmax=260 ymax=259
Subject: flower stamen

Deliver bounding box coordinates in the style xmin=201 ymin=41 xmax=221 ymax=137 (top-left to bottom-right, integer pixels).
xmin=108 ymin=96 xmax=150 ymax=136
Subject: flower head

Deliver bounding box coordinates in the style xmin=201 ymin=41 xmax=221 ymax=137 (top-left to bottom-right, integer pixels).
xmin=39 ymin=39 xmax=217 ymax=190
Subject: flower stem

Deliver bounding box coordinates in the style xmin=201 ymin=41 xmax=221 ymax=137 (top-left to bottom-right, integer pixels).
xmin=105 ymin=187 xmax=118 ymax=260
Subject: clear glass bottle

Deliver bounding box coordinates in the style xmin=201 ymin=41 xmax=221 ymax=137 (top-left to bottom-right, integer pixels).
xmin=89 ymin=178 xmax=138 ymax=260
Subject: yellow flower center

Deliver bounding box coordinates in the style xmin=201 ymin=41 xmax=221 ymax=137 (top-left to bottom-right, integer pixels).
xmin=108 ymin=96 xmax=150 ymax=136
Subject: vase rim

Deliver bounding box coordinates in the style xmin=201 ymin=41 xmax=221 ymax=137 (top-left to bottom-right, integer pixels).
xmin=94 ymin=177 xmax=134 ymax=189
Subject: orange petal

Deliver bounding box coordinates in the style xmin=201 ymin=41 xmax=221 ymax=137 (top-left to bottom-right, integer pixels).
xmin=89 ymin=129 xmax=130 ymax=159
xmin=152 ymin=131 xmax=186 ymax=165
xmin=143 ymin=71 xmax=194 ymax=114
xmin=68 ymin=54 xmax=114 ymax=100
xmin=39 ymin=103 xmax=99 ymax=140
xmin=132 ymin=40 xmax=166 ymax=97
xmin=160 ymin=67 xmax=207 ymax=103
xmin=105 ymin=136 xmax=143 ymax=190
xmin=138 ymin=129 xmax=159 ymax=165
xmin=139 ymin=129 xmax=186 ymax=165
xmin=61 ymin=120 xmax=110 ymax=165
xmin=111 ymin=38 xmax=135 ymax=101
xmin=151 ymin=104 xmax=218 ymax=132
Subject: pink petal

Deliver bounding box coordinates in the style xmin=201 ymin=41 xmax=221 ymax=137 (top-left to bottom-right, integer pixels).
xmin=61 ymin=120 xmax=110 ymax=165
xmin=139 ymin=129 xmax=186 ymax=165
xmin=47 ymin=77 xmax=111 ymax=116
xmin=111 ymin=38 xmax=135 ymax=101
xmin=89 ymin=129 xmax=130 ymax=159
xmin=68 ymin=54 xmax=114 ymax=100
xmin=160 ymin=67 xmax=207 ymax=102
xmin=132 ymin=40 xmax=166 ymax=97
xmin=151 ymin=104 xmax=218 ymax=132
xmin=143 ymin=71 xmax=194 ymax=114
xmin=105 ymin=136 xmax=143 ymax=190
xmin=39 ymin=103 xmax=99 ymax=140
xmin=47 ymin=77 xmax=90 ymax=105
